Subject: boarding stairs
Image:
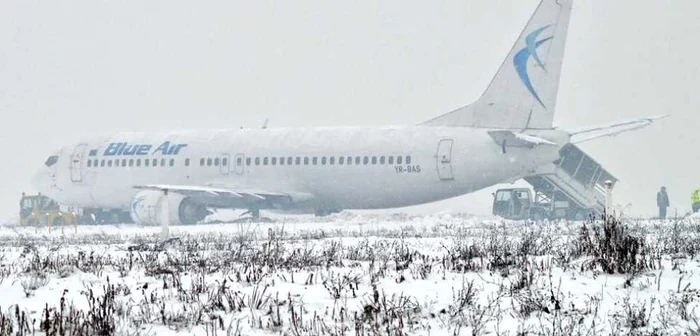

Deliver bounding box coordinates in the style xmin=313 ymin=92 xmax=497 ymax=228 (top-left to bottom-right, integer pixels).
xmin=524 ymin=143 xmax=617 ymax=220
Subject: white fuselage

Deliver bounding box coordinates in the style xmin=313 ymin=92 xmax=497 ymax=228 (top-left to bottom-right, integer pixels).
xmin=32 ymin=126 xmax=564 ymax=214
xmin=28 ymin=0 xmax=582 ymax=218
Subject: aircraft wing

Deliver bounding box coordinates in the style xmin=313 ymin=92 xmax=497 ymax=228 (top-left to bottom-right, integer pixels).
xmin=133 ymin=184 xmax=311 ymax=202
xmin=566 ymin=115 xmax=668 ymax=144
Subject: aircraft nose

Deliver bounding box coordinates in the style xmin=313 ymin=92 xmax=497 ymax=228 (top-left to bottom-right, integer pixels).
xmin=31 ymin=168 xmax=53 ymax=195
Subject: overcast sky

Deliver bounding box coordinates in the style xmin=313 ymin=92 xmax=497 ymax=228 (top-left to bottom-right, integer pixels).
xmin=1 ymin=0 xmax=698 ymax=222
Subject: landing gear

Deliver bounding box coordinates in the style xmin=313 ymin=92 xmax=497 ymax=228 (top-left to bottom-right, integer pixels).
xmin=234 ymin=208 xmax=274 ymax=223
xmin=314 ymin=208 xmax=342 ymax=217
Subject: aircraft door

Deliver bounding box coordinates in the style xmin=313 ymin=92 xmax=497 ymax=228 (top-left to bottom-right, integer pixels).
xmin=436 ymin=139 xmax=454 ymax=181
xmin=70 ymin=143 xmax=88 ymax=182
xmin=234 ymin=153 xmax=245 ymax=175
xmin=219 ymin=154 xmax=230 ymax=175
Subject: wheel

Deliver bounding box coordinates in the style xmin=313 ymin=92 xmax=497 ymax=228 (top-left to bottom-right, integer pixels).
xmin=573 ymin=210 xmax=587 ymax=221
xmin=532 ymin=210 xmax=546 ymax=221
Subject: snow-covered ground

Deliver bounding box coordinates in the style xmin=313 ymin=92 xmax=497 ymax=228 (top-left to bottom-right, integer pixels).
xmin=1 ymin=212 xmax=700 ymax=335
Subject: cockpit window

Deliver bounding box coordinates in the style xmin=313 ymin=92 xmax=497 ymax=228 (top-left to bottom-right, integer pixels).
xmin=44 ymin=155 xmax=59 ymax=167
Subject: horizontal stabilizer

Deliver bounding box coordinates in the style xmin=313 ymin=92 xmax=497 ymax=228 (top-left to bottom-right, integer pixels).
xmin=566 ymin=115 xmax=668 ymax=144
xmin=488 ymin=130 xmax=557 ymax=150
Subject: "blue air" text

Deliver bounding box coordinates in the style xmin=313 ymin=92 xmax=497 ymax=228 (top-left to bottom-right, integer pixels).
xmin=103 ymin=141 xmax=188 ymax=156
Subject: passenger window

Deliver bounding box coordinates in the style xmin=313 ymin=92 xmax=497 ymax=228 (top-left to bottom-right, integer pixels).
xmin=100 ymin=160 xmax=105 ymax=167
xmin=237 ymin=157 xmax=243 ymax=166
xmin=114 ymin=160 xmax=119 ymax=167
xmin=406 ymin=156 xmax=412 ymax=164
xmin=288 ymin=157 xmax=293 ymax=165
xmin=339 ymin=157 xmax=344 ymax=165
xmin=371 ymin=156 xmax=377 ymax=164
xmin=222 ymin=158 xmax=227 ymax=166
xmin=279 ymin=157 xmax=284 ymax=165
xmin=321 ymin=157 xmax=327 ymax=165
xmin=200 ymin=158 xmax=205 ymax=166
xmin=122 ymin=159 xmax=127 ymax=167
xmin=329 ymin=157 xmax=335 ymax=165
xmin=388 ymin=156 xmax=394 ymax=164
xmin=214 ymin=158 xmax=220 ymax=166
xmin=295 ymin=157 xmax=301 ymax=165
xmin=129 ymin=159 xmax=134 ymax=167
xmin=363 ymin=156 xmax=368 ymax=165
xmin=145 ymin=159 xmax=150 ymax=167
xmin=397 ymin=156 xmax=403 ymax=164
xmin=245 ymin=157 xmax=251 ymax=166
xmin=304 ymin=157 xmax=309 ymax=165
xmin=161 ymin=159 xmax=166 ymax=167
xmin=263 ymin=157 xmax=269 ymax=165
xmin=312 ymin=157 xmax=318 ymax=165
xmin=109 ymin=160 xmax=113 ymax=167
xmin=170 ymin=159 xmax=174 ymax=167
xmin=355 ymin=157 xmax=361 ymax=165
xmin=207 ymin=158 xmax=212 ymax=166
xmin=271 ymin=157 xmax=277 ymax=165
xmin=347 ymin=156 xmax=352 ymax=165
xmin=136 ymin=159 xmax=141 ymax=167
xmin=185 ymin=158 xmax=190 ymax=166
xmin=87 ymin=160 xmax=92 ymax=167
xmin=255 ymin=157 xmax=260 ymax=165
xmin=380 ymin=156 xmax=385 ymax=164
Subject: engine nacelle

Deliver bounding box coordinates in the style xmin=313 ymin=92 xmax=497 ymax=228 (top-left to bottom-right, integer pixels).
xmin=129 ymin=190 xmax=209 ymax=226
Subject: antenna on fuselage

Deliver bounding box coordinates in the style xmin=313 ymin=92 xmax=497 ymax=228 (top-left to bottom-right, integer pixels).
xmin=261 ymin=119 xmax=269 ymax=129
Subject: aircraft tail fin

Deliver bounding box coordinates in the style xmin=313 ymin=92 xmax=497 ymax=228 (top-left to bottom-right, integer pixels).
xmin=422 ymin=0 xmax=573 ymax=130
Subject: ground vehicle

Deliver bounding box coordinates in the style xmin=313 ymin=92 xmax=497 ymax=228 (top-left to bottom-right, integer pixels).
xmin=492 ymin=187 xmax=593 ymax=221
xmin=20 ymin=193 xmax=133 ymax=226
xmin=19 ymin=193 xmax=80 ymax=226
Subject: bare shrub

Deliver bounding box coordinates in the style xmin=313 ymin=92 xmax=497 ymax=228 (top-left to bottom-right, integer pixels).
xmin=576 ymin=214 xmax=653 ymax=275
xmin=321 ymin=271 xmax=361 ymax=299
xmin=0 ymin=305 xmax=32 ymax=336
xmin=18 ymin=271 xmax=49 ymax=297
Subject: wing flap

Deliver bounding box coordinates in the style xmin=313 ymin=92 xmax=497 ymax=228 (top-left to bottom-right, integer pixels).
xmin=133 ymin=184 xmax=291 ymax=201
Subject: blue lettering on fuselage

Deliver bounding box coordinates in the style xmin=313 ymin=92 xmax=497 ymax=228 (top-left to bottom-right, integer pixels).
xmin=103 ymin=141 xmax=188 ymax=156
xmin=153 ymin=141 xmax=188 ymax=155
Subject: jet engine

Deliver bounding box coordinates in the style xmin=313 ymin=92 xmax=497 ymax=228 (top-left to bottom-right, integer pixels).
xmin=129 ymin=190 xmax=210 ymax=226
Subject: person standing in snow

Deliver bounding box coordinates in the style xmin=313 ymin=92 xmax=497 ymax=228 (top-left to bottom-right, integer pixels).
xmin=691 ymin=189 xmax=700 ymax=213
xmin=657 ymin=186 xmax=670 ymax=219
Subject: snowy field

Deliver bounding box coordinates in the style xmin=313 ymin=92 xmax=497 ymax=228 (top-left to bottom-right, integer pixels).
xmin=1 ymin=212 xmax=700 ymax=335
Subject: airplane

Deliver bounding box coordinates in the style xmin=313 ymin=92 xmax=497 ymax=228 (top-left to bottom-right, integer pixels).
xmin=31 ymin=0 xmax=664 ymax=226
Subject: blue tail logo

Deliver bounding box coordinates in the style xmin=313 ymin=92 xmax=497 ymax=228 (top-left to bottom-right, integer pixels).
xmin=514 ymin=25 xmax=553 ymax=109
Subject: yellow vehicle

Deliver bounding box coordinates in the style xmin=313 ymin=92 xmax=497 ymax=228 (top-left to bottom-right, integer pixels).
xmin=19 ymin=193 xmax=79 ymax=227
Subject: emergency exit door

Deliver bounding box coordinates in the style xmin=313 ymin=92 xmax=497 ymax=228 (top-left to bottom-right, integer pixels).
xmin=70 ymin=143 xmax=88 ymax=182
xmin=219 ymin=154 xmax=230 ymax=175
xmin=436 ymin=139 xmax=454 ymax=181
xmin=234 ymin=153 xmax=245 ymax=175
